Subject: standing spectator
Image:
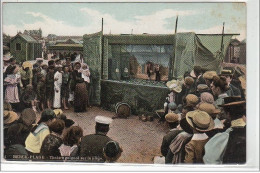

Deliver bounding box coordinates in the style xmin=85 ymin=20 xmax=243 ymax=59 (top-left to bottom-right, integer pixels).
xmin=25 ymin=109 xmax=56 ymax=155
xmin=80 ymin=63 xmax=91 ymax=107
xmin=220 ymin=70 xmax=241 ymax=97
xmin=46 ymin=66 xmax=55 ymax=109
xmin=80 ymin=116 xmax=115 ymax=162
xmin=71 ymin=62 xmax=87 ymax=112
xmin=3 ymin=55 xmax=10 ymax=73
xmin=33 ymin=58 xmax=43 ymax=69
xmin=53 ymin=65 xmax=63 ymax=109
xmin=184 ymin=110 xmax=214 ymax=163
xmin=32 ymin=67 xmax=42 ymax=92
xmin=40 ymin=119 xmax=65 ymax=160
xmin=4 ymin=66 xmax=21 ymax=111
xmin=36 ymin=74 xmax=46 ymax=111
xmin=19 ymin=61 xmax=33 ymax=89
xmin=59 ymin=126 xmax=83 ymax=157
xmin=62 ymin=66 xmax=70 ymax=110
xmin=41 ymin=64 xmax=48 ymax=77
xmin=5 ymin=57 xmax=17 ymax=78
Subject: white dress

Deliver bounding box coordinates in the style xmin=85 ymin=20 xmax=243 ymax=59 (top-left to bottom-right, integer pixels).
xmin=53 ymin=71 xmax=62 ymax=108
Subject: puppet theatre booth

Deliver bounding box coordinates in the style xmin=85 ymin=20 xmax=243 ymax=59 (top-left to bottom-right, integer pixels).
xmin=83 ymin=32 xmax=235 ymax=115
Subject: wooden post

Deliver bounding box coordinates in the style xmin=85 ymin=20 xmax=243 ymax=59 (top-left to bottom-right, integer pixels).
xmin=168 ymin=15 xmax=178 ymax=80
xmin=101 ymin=18 xmax=104 ymax=79
xmin=220 ymin=22 xmax=225 ymax=53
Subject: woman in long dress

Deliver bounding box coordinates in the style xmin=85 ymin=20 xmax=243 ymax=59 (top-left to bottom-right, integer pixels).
xmin=53 ymin=65 xmax=63 ymax=109
xmin=71 ymin=62 xmax=87 ymax=112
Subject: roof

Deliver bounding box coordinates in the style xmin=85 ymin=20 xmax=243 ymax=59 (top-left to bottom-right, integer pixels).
xmin=48 ymin=43 xmax=83 ymax=51
xmin=11 ymin=34 xmax=37 ymax=43
xmin=52 ymin=43 xmax=83 ymax=47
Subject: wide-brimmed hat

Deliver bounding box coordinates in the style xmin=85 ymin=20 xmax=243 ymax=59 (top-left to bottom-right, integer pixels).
xmin=218 ymin=96 xmax=245 ymax=107
xmin=203 ymin=71 xmax=217 ymax=80
xmin=20 ymin=108 xmax=36 ymax=127
xmin=165 ymin=113 xmax=179 ymax=123
xmin=22 ymin=61 xmax=32 ymax=69
xmin=184 ymin=77 xmax=194 ymax=86
xmin=197 ymin=84 xmax=209 ymax=92
xmin=166 ymin=80 xmax=182 ymax=93
xmin=186 ymin=110 xmax=214 ymax=132
xmin=197 ymin=103 xmax=221 ymax=115
xmin=186 ymin=94 xmax=199 ymax=106
xmin=180 ymin=118 xmax=194 ymax=134
xmin=4 ymin=111 xmax=19 ymax=125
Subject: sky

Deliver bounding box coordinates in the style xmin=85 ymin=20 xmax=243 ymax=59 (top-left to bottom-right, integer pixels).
xmin=2 ymin=2 xmax=246 ymax=40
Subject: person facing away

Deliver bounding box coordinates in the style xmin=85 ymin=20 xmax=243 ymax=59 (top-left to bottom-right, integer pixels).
xmin=161 ymin=113 xmax=182 ymax=157
xmin=184 ymin=110 xmax=214 ymax=164
xmin=203 ymin=97 xmax=246 ymax=164
xmin=40 ymin=119 xmax=65 ymax=160
xmin=103 ymin=141 xmax=123 ymax=163
xmin=25 ymin=109 xmax=56 ymax=155
xmin=79 ymin=116 xmax=115 ymax=162
xmin=59 ymin=126 xmax=83 ymax=157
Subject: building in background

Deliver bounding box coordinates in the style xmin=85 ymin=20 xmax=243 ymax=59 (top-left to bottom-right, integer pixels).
xmin=10 ymin=33 xmax=42 ymax=63
xmin=225 ymin=39 xmax=246 ymax=64
xmin=23 ymin=28 xmax=42 ymax=40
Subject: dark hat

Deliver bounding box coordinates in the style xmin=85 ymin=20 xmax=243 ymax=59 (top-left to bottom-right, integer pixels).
xmin=103 ymin=141 xmax=122 ymax=158
xmin=219 ymin=96 xmax=243 ymax=107
xmin=220 ymin=69 xmax=233 ymax=76
xmin=180 ymin=118 xmax=193 ymax=134
xmin=20 ymin=108 xmax=36 ymax=127
xmin=40 ymin=109 xmax=56 ymax=122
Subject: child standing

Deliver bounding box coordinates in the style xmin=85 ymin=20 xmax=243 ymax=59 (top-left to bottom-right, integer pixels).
xmin=61 ymin=66 xmax=70 ymax=110
xmin=36 ymin=74 xmax=46 ymax=111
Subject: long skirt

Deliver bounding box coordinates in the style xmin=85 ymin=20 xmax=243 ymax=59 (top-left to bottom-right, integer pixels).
xmin=74 ymin=82 xmax=88 ymax=112
xmin=53 ymin=86 xmax=61 ymax=108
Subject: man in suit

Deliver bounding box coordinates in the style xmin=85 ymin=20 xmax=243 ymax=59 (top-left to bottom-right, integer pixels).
xmin=160 ymin=113 xmax=182 ymax=157
xmin=79 ymin=116 xmax=115 ymax=162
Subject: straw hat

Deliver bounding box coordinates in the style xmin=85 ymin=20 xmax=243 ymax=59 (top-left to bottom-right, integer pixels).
xmin=4 ymin=111 xmax=19 ymax=125
xmin=220 ymin=69 xmax=233 ymax=76
xmin=203 ymin=71 xmax=217 ymax=80
xmin=166 ymin=80 xmax=182 ymax=93
xmin=184 ymin=77 xmax=194 ymax=86
xmin=22 ymin=61 xmax=32 ymax=69
xmin=53 ymin=109 xmax=63 ymax=116
xmin=165 ymin=113 xmax=179 ymax=123
xmin=186 ymin=94 xmax=199 ymax=106
xmin=197 ymin=103 xmax=221 ymax=115
xmin=186 ymin=110 xmax=214 ymax=132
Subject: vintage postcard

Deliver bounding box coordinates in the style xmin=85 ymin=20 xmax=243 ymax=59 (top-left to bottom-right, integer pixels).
xmin=1 ymin=0 xmax=259 ymax=171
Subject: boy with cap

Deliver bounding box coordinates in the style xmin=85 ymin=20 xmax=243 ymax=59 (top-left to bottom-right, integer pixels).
xmin=80 ymin=116 xmax=116 ymax=162
xmin=220 ymin=69 xmax=241 ymax=97
xmin=184 ymin=110 xmax=214 ymax=163
xmin=161 ymin=113 xmax=182 ymax=157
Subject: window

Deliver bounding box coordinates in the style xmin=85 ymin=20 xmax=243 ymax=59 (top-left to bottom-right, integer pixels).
xmin=16 ymin=43 xmax=21 ymax=51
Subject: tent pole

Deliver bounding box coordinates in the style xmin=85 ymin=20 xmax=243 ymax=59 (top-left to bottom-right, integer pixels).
xmin=170 ymin=15 xmax=178 ymax=80
xmin=220 ymin=22 xmax=225 ymax=53
xmin=101 ymin=18 xmax=104 ymax=79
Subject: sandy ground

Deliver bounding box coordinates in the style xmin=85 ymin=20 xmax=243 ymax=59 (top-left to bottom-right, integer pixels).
xmin=36 ymin=106 xmax=168 ymax=164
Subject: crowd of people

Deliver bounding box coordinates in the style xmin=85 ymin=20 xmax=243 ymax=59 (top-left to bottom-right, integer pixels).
xmin=160 ymin=66 xmax=246 ymax=164
xmin=3 ymin=54 xmax=246 ymax=164
xmin=3 ymin=56 xmax=90 ymax=113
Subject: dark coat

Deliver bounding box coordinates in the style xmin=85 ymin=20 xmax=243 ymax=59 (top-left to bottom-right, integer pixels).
xmin=223 ymin=126 xmax=246 ymax=164
xmin=161 ymin=129 xmax=183 ymax=157
xmin=4 ymin=144 xmax=28 ymax=161
xmin=79 ymin=133 xmax=112 ymax=162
